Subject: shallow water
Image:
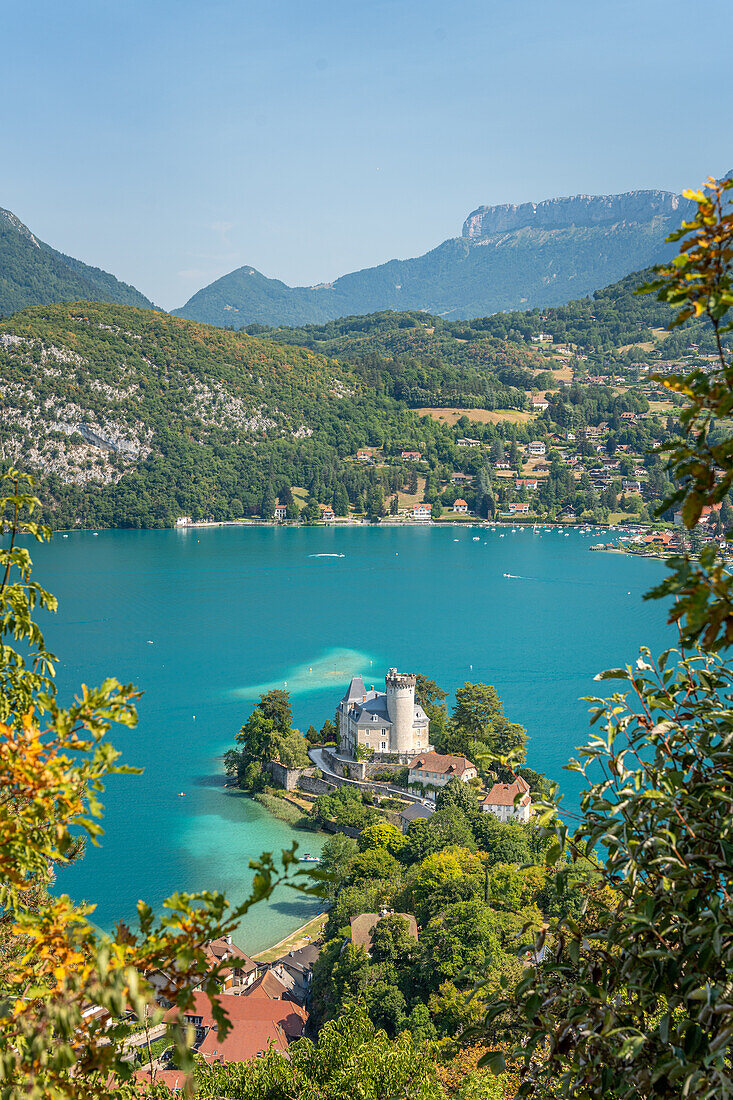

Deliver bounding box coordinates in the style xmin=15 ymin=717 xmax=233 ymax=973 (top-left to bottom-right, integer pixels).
xmin=34 ymin=524 xmax=671 ymax=952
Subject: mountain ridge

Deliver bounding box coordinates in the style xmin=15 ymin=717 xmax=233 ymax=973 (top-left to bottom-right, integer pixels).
xmin=173 ymin=187 xmax=694 ymax=329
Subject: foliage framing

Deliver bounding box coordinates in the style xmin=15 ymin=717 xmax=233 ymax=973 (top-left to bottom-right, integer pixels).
xmin=0 ymin=471 xmax=305 ymax=1100
xmin=481 ymin=176 xmax=733 ymax=1099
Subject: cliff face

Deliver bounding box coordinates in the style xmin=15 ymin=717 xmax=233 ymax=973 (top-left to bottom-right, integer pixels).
xmin=462 ymin=190 xmax=689 ymax=239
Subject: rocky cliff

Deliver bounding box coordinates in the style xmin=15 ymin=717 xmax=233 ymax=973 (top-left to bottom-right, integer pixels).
xmin=461 ymin=190 xmax=689 ymax=239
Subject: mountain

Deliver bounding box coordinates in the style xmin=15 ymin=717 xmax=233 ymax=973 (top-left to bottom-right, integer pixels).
xmin=173 ymin=188 xmax=693 ymax=329
xmin=0 ymin=207 xmax=154 ymax=317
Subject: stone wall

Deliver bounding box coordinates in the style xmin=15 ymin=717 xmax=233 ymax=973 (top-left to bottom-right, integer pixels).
xmin=267 ymin=761 xmax=307 ymax=791
xmin=298 ymin=773 xmax=334 ymax=797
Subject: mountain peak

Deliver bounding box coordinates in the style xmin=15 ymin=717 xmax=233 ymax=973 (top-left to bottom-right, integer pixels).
xmin=0 ymin=207 xmax=41 ymax=248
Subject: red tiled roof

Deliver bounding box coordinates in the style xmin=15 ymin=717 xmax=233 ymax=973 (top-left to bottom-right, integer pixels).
xmin=408 ymin=751 xmax=475 ymax=776
xmin=165 ymin=991 xmax=306 ymax=1064
xmin=483 ymin=776 xmax=531 ymax=807
xmin=453 ymin=499 xmax=467 ymax=507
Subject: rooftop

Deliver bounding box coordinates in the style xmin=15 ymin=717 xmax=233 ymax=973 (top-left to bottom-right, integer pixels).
xmin=483 ymin=775 xmax=531 ymax=807
xmin=408 ymin=751 xmax=475 ymax=776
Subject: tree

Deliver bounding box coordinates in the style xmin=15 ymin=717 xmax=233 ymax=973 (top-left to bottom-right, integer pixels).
xmin=260 ymin=481 xmax=276 ymax=519
xmin=358 ymin=821 xmax=407 ymax=857
xmin=192 ymin=1003 xmax=445 ymax=1099
xmin=0 ymin=472 xmax=299 ymax=1100
xmin=435 ymin=776 xmax=480 ymax=818
xmin=333 ymin=482 xmax=350 ymax=516
xmin=258 ymin=688 xmax=292 ymax=730
xmin=483 ymin=176 xmax=733 ymax=1100
xmin=370 ymin=914 xmax=419 ymax=967
xmin=318 ymin=834 xmax=358 ymax=900
xmin=415 ymin=674 xmax=449 ymax=748
xmin=302 ymin=497 xmax=322 ymax=524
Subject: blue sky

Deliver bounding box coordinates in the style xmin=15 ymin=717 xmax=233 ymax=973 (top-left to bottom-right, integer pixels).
xmin=3 ymin=0 xmax=730 ymax=309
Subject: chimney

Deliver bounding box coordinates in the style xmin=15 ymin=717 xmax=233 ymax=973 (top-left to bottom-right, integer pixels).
xmin=225 ymin=935 xmax=232 ymax=945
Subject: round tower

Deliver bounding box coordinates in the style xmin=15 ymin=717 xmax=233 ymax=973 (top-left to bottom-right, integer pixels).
xmin=385 ymin=669 xmax=416 ymax=754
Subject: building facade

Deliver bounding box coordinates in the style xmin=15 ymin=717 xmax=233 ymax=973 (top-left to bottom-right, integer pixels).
xmin=338 ymin=669 xmax=431 ymax=760
xmin=482 ymin=776 xmax=532 ymax=823
xmin=407 ymin=752 xmax=477 ymax=800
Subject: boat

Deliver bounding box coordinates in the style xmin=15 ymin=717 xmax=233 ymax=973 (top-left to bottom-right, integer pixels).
xmin=298 ymin=853 xmax=321 ymax=863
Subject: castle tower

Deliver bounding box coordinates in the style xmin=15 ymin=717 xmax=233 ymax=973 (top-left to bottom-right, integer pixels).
xmin=385 ymin=669 xmax=416 ymax=754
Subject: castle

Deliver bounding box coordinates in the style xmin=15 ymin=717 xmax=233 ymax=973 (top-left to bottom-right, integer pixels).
xmin=338 ymin=669 xmax=431 ymax=761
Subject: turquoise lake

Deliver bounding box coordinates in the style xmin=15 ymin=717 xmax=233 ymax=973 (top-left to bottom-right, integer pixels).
xmin=33 ymin=524 xmax=672 ymax=954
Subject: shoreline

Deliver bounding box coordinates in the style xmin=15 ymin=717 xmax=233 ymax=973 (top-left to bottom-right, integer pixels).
xmin=55 ymin=517 xmax=671 ymax=536
xmin=254 ymin=911 xmax=328 ymax=963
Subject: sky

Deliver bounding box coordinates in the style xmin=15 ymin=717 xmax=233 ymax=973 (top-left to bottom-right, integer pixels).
xmin=3 ymin=0 xmax=731 ymax=310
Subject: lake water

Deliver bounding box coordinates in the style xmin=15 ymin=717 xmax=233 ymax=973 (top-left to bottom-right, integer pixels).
xmin=33 ymin=524 xmax=672 ymax=954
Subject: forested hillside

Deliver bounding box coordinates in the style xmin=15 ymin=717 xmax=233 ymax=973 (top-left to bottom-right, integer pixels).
xmin=252 ymin=267 xmax=714 ymax=363
xmin=0 ymin=302 xmax=535 ymax=529
xmin=0 ymin=207 xmax=154 ymax=317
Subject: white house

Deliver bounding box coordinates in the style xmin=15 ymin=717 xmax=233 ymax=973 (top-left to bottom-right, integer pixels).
xmin=274 ymin=503 xmax=287 ymax=522
xmin=413 ymin=503 xmax=432 ymax=520
xmin=528 ymin=442 xmax=546 ymax=458
xmin=408 ymin=752 xmax=477 ymax=801
xmin=482 ymin=776 xmax=532 ymax=823
xmin=452 ymin=499 xmax=468 ymax=514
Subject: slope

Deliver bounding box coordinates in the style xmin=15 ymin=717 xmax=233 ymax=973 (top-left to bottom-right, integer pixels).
xmin=0 ymin=207 xmax=154 ymax=317
xmin=174 ymin=188 xmax=693 ymax=329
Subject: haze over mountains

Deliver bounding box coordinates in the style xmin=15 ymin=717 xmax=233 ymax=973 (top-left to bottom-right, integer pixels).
xmin=173 ymin=188 xmax=694 ymax=329
xmin=0 ymin=207 xmax=154 ymax=318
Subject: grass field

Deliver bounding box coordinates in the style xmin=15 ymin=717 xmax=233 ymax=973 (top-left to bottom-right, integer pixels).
xmin=255 ymin=912 xmax=328 ymax=963
xmin=416 ymin=407 xmax=533 ymax=426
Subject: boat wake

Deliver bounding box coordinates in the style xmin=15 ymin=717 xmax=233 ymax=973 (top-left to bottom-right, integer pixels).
xmin=308 ymin=553 xmax=346 ymax=558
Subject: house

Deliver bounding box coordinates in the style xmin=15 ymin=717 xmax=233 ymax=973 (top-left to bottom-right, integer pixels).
xmin=269 ymin=943 xmax=321 ymax=1005
xmin=622 ymin=480 xmax=642 ymax=493
xmin=482 ymin=776 xmax=532 ymax=823
xmin=165 ymin=990 xmax=306 ymax=1064
xmin=620 ymin=411 xmax=636 ymax=421
xmin=338 ymin=670 xmax=431 ymax=760
xmin=495 ymin=462 xmax=510 ymax=470
xmin=530 ymin=332 xmax=553 ymax=343
xmin=413 ymin=502 xmax=432 ymax=520
xmin=642 ymin=531 xmax=676 ymax=547
xmin=350 ymin=912 xmax=418 ymax=956
xmin=408 ymin=752 xmax=477 ymax=800
xmin=528 ymin=442 xmax=546 ymax=458
xmin=451 ymin=472 xmax=473 ymax=484
xmin=401 ymin=451 xmax=422 ymax=461
xmin=274 ymin=503 xmax=287 ymax=522
xmin=356 ymin=449 xmax=372 ymax=461
xmin=515 ymin=478 xmax=538 ymax=491
xmin=456 ymin=438 xmax=481 ymax=447
xmin=452 ymin=499 xmax=468 ymax=514
xmin=400 ymin=802 xmax=434 ymax=832
xmin=174 ymin=516 xmax=192 ymax=527
xmin=506 ymin=502 xmax=530 ymax=515
xmin=531 ymin=400 xmax=549 ymax=411
xmin=322 ymin=506 xmax=335 ymax=523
